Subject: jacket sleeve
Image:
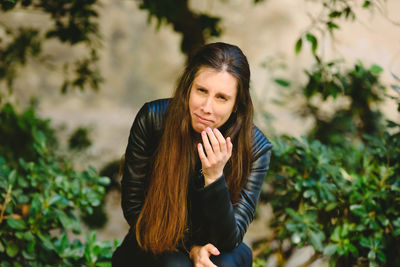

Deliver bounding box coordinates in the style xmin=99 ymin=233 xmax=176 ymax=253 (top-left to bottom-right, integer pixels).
xmin=121 ymin=103 xmax=154 ymax=227
xmin=194 ymin=127 xmax=272 ymax=251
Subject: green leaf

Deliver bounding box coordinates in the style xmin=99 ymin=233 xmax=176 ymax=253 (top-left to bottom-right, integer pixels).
xmin=393 ymin=218 xmax=400 ymax=227
xmin=57 ymin=210 xmax=81 ymax=233
xmin=23 ymin=231 xmax=35 ymax=242
xmin=327 ymin=21 xmax=340 ymax=31
xmin=295 ymin=37 xmax=303 ymax=54
xmin=323 ymin=243 xmax=338 ymax=256
xmin=22 ymin=249 xmax=36 ymax=260
xmin=309 ymin=231 xmax=325 ymax=252
xmin=303 ymin=189 xmax=315 ymax=198
xmin=306 ymin=33 xmax=318 ymax=54
xmin=331 ymin=226 xmax=341 ymax=242
xmin=6 ymin=243 xmax=19 ymax=258
xmin=6 ymin=218 xmax=26 ymax=230
xmin=360 ymin=237 xmax=371 ymax=248
xmin=37 ymin=232 xmax=54 ymax=251
xmin=350 ymin=204 xmax=366 ymax=217
xmin=8 ymin=170 xmax=17 ymax=185
xmin=329 ymin=11 xmax=342 ymax=18
xmin=274 ymin=78 xmax=291 ymax=87
xmin=363 ymin=0 xmax=371 ymax=8
xmin=0 ymin=240 xmax=4 ymax=252
xmin=15 ymin=231 xmax=24 ymax=239
xmin=368 ymin=250 xmax=376 ymax=260
xmin=370 ymin=64 xmax=383 ymax=74
xmin=33 ymin=130 xmax=47 ymax=152
xmin=347 ymin=244 xmax=358 ymax=257
xmin=377 ymin=215 xmax=389 ymax=226
xmin=377 ymin=250 xmax=386 ymax=262
xmin=98 ymin=176 xmax=110 ymax=186
xmin=16 ymin=194 xmax=29 ymax=204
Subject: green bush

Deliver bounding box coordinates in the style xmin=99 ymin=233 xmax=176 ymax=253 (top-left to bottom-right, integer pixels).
xmin=0 ymin=104 xmax=115 ymax=266
xmin=267 ymin=129 xmax=400 ymax=266
xmin=304 ymin=60 xmax=385 ymax=147
xmin=0 ymin=102 xmax=57 ymax=168
xmin=262 ymin=63 xmax=400 ymax=265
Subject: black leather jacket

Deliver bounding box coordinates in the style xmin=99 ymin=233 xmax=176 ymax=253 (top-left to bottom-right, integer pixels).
xmin=121 ymin=98 xmax=272 ymax=252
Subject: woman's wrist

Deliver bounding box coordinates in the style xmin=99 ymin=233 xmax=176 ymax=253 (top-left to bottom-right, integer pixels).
xmin=204 ymin=172 xmax=222 ymax=187
xmin=189 ymin=245 xmax=200 ymax=260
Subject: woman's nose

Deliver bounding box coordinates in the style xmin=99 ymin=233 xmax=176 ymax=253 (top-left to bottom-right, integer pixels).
xmin=201 ymin=97 xmax=212 ymax=113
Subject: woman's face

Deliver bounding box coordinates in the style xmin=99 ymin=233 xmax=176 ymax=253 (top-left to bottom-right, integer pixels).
xmin=189 ymin=67 xmax=238 ymax=133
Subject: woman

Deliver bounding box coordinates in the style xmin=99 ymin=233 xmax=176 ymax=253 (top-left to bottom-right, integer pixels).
xmin=112 ymin=42 xmax=272 ymax=267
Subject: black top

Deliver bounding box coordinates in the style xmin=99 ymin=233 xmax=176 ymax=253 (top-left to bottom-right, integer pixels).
xmin=121 ymin=98 xmax=272 ymax=252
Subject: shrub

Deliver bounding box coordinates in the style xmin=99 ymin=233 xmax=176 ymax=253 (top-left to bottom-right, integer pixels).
xmin=266 ymin=125 xmax=400 ymax=266
xmin=0 ymin=104 xmax=115 ymax=266
xmin=260 ymin=61 xmax=400 ymax=266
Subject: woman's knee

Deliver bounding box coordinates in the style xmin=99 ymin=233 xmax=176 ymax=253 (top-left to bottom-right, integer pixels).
xmin=159 ymin=251 xmax=193 ymax=267
xmin=211 ymin=243 xmax=252 ymax=267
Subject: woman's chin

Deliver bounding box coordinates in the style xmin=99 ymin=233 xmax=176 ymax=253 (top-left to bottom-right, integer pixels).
xmin=192 ymin=123 xmax=207 ymax=133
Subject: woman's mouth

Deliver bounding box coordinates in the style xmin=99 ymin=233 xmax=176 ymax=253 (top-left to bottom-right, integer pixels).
xmin=194 ymin=113 xmax=213 ymax=124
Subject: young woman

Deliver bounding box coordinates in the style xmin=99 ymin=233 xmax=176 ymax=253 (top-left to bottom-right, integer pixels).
xmin=112 ymin=42 xmax=272 ymax=267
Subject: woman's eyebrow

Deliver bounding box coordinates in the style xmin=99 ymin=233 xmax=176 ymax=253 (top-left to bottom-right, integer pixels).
xmin=194 ymin=82 xmax=234 ymax=99
xmin=217 ymin=92 xmax=233 ymax=99
xmin=194 ymin=82 xmax=207 ymax=89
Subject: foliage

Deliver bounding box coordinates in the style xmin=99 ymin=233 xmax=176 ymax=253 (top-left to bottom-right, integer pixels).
xmin=0 ymin=0 xmax=103 ymax=93
xmin=267 ymin=128 xmax=400 ymax=266
xmin=68 ymin=127 xmax=92 ymax=151
xmin=304 ymin=59 xmax=386 ymax=146
xmin=80 ymin=160 xmax=122 ymax=229
xmin=264 ymin=5 xmax=400 ymax=259
xmin=295 ymin=0 xmax=375 ymax=55
xmin=0 ymin=103 xmax=115 ymax=266
xmin=0 ymin=102 xmax=57 ymax=168
xmin=136 ymin=0 xmax=376 ymax=58
xmin=136 ymin=0 xmax=222 ymax=58
xmin=262 ymin=61 xmax=400 ymax=265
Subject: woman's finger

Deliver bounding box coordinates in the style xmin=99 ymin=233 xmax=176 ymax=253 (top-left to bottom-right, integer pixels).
xmin=201 ymin=244 xmax=219 ymax=267
xmin=201 ymin=130 xmax=214 ymax=157
xmin=205 ymin=243 xmax=220 ymax=256
xmin=213 ymin=128 xmax=227 ymax=154
xmin=206 ymin=127 xmax=220 ymax=154
xmin=197 ymin=143 xmax=210 ymax=167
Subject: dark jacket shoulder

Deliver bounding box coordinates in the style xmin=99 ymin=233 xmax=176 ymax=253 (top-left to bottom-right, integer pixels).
xmin=139 ymin=98 xmax=170 ymax=130
xmin=252 ymin=125 xmax=272 ymax=161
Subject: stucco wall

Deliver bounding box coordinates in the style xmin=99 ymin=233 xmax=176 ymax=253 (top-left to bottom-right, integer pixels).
xmin=2 ymin=0 xmax=399 ymax=169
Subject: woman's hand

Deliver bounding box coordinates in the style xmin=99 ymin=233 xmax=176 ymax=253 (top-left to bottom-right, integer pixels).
xmin=197 ymin=127 xmax=233 ymax=186
xmin=189 ymin=243 xmax=220 ymax=267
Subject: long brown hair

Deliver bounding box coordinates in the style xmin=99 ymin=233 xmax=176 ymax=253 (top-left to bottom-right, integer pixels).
xmin=135 ymin=42 xmax=254 ymax=254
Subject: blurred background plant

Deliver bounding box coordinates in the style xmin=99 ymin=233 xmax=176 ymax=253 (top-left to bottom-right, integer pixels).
xmin=0 ymin=0 xmax=103 ymax=94
xmin=0 ymin=104 xmax=115 ymax=265
xmin=251 ymin=0 xmax=400 ymax=264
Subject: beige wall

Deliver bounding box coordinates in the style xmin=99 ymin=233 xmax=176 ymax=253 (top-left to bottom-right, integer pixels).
xmin=1 ymin=0 xmax=400 ymax=169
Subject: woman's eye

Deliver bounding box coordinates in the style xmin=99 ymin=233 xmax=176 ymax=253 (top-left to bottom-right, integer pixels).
xmin=198 ymin=88 xmax=206 ymax=93
xmin=218 ymin=95 xmax=227 ymax=101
